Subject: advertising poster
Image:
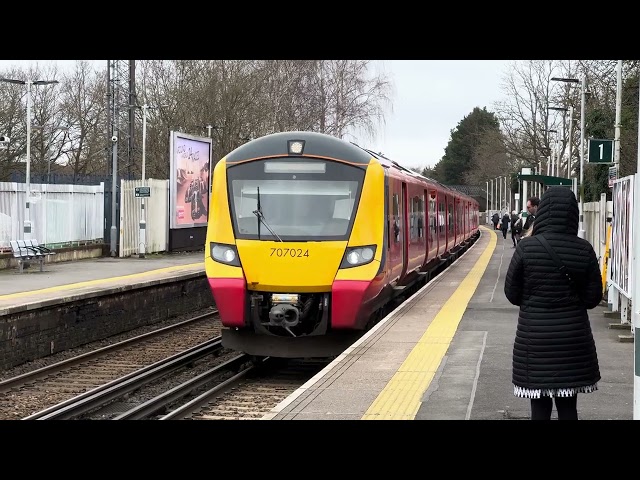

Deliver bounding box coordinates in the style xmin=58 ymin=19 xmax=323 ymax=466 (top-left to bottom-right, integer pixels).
xmin=169 ymin=131 xmax=213 ymax=229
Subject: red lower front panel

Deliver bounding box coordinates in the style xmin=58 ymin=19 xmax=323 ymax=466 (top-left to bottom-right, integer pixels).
xmin=331 ymin=280 xmax=372 ymax=329
xmin=208 ymin=278 xmax=246 ymax=328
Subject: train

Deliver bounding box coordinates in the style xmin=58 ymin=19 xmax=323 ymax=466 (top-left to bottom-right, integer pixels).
xmin=204 ymin=131 xmax=480 ymax=358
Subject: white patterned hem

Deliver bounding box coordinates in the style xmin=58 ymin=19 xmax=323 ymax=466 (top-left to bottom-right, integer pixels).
xmin=513 ymin=383 xmax=598 ymax=399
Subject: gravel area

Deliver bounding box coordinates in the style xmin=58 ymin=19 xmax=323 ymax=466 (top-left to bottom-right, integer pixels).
xmin=0 ymin=305 xmax=218 ymax=382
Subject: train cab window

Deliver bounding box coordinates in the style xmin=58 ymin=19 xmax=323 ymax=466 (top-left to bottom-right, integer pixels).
xmin=392 ymin=193 xmax=401 ymax=243
xmin=226 ymin=158 xmax=365 ymax=241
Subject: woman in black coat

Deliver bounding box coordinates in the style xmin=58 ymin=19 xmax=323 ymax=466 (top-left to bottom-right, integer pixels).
xmin=504 ymin=186 xmax=602 ymax=420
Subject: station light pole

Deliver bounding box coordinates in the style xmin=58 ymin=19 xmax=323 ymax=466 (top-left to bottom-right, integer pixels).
xmin=549 ymin=106 xmax=572 ymax=180
xmin=541 ymin=128 xmax=558 ymax=176
xmin=0 ymin=77 xmax=59 ymax=240
xmin=136 ymin=103 xmax=167 ymax=258
xmin=552 ymin=76 xmax=584 ymax=238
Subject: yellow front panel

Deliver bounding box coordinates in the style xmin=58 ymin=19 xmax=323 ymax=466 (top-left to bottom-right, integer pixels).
xmin=236 ymin=240 xmax=347 ymax=292
xmin=205 ymin=158 xmax=242 ymax=279
xmin=206 ymin=158 xmax=236 ymax=246
xmin=335 ymin=160 xmax=385 ymax=281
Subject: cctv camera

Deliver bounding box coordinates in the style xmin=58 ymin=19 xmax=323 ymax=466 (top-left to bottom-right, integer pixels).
xmin=111 ymin=135 xmax=118 ymax=143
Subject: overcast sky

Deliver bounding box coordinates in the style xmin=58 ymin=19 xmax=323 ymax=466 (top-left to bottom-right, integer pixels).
xmin=351 ymin=60 xmax=511 ymax=169
xmin=0 ymin=59 xmax=512 ymax=170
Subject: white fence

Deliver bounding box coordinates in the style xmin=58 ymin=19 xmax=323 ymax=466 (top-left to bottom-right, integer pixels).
xmin=0 ymin=182 xmax=104 ymax=250
xmin=119 ymin=179 xmax=169 ymax=257
xmin=583 ymin=195 xmax=613 ymax=273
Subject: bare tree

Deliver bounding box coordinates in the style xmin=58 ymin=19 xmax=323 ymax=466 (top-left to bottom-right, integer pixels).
xmin=58 ymin=61 xmax=108 ymax=180
xmin=493 ymin=60 xmax=571 ymax=176
xmin=0 ymin=65 xmax=63 ymax=181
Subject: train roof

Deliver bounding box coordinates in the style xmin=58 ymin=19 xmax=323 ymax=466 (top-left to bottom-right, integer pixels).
xmin=353 ymin=144 xmax=477 ymax=202
xmin=224 ymin=131 xmax=477 ymax=204
xmin=226 ymin=131 xmax=373 ymax=166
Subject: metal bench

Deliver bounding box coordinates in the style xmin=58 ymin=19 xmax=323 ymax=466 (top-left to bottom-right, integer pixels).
xmin=28 ymin=239 xmax=56 ymax=257
xmin=10 ymin=240 xmax=45 ymax=273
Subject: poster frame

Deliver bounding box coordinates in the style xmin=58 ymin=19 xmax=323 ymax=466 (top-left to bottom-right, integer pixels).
xmin=169 ymin=130 xmax=213 ymax=230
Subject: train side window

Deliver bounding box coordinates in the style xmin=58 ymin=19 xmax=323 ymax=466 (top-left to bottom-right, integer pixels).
xmin=438 ymin=201 xmax=445 ymax=234
xmin=392 ymin=193 xmax=400 ymax=243
xmin=410 ymin=196 xmax=420 ymax=240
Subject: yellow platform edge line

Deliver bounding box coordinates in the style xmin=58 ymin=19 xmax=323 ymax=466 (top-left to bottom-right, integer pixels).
xmin=362 ymin=227 xmax=497 ymax=420
xmin=0 ymin=262 xmax=204 ymax=300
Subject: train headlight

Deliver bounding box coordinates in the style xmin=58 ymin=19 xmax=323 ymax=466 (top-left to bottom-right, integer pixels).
xmin=210 ymin=242 xmax=241 ymax=266
xmin=340 ymin=245 xmax=376 ymax=268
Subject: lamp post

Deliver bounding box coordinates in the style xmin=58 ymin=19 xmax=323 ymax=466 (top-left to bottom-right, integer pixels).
xmin=486 ymin=180 xmax=489 ymax=215
xmin=552 ymin=76 xmax=584 ymax=238
xmin=136 ymin=103 xmax=167 ymax=258
xmin=0 ymin=77 xmax=59 ymax=240
xmin=541 ymin=128 xmax=558 ymax=176
xmin=549 ymin=106 xmax=572 ymax=179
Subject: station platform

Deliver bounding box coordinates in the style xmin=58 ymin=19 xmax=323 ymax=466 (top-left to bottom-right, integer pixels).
xmin=264 ymin=226 xmax=635 ymax=420
xmin=0 ymin=251 xmax=205 ymax=314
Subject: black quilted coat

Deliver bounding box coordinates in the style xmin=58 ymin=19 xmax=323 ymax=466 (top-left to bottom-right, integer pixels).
xmin=504 ymin=187 xmax=602 ymax=391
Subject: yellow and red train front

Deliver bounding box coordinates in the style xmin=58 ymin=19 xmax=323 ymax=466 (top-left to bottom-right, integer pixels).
xmin=205 ymin=144 xmax=386 ymax=338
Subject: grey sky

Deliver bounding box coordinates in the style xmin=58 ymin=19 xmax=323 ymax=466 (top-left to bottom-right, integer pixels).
xmin=350 ymin=60 xmax=511 ymax=170
xmin=0 ymin=59 xmax=512 ymax=170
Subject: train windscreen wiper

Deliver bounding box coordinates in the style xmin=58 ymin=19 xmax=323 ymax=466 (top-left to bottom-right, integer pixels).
xmin=252 ymin=186 xmax=282 ymax=242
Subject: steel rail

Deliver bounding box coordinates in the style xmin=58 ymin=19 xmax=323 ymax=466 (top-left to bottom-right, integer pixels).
xmin=23 ymin=337 xmax=222 ymax=420
xmin=113 ymin=353 xmax=251 ymax=420
xmin=0 ymin=308 xmax=218 ymax=394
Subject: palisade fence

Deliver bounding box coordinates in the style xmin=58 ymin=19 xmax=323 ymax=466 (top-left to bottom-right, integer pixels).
xmin=607 ymin=175 xmax=635 ymax=326
xmin=583 ymin=195 xmax=613 ymax=273
xmin=118 ymin=179 xmax=169 ymax=257
xmin=0 ymin=182 xmax=105 ymax=251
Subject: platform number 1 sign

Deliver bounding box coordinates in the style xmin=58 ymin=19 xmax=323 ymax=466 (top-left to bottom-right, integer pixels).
xmin=587 ymin=138 xmax=614 ymax=164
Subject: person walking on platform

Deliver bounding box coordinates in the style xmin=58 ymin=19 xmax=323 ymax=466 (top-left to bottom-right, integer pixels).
xmin=503 ymin=186 xmax=602 ymax=420
xmin=492 ymin=212 xmax=499 ymax=230
xmin=500 ymin=211 xmax=510 ymax=239
xmin=510 ymin=210 xmax=520 ymax=247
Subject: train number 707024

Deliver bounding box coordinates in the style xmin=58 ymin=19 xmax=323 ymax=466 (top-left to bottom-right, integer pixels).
xmin=270 ymin=248 xmax=310 ymax=258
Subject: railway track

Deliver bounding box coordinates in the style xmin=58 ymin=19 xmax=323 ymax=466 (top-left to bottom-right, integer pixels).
xmin=0 ymin=309 xmax=221 ymax=420
xmin=24 ymin=337 xmax=246 ymax=420
xmin=160 ymin=358 xmax=329 ymax=420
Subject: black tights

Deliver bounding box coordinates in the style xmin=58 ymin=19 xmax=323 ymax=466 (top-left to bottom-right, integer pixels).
xmin=530 ymin=396 xmax=578 ymax=420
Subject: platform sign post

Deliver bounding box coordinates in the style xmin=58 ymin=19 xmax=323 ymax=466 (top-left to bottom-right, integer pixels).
xmin=135 ymin=186 xmax=151 ymax=197
xmin=608 ymin=166 xmax=618 ymax=188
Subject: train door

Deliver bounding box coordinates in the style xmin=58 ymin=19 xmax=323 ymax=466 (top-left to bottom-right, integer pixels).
xmin=401 ymin=182 xmax=408 ymax=279
xmin=388 ymin=179 xmax=404 ymax=282
xmin=427 ymin=188 xmax=437 ymax=261
xmin=437 ymin=192 xmax=446 ymax=257
xmin=457 ymin=197 xmax=463 ymax=244
xmin=408 ymin=188 xmax=423 ymax=272
xmin=447 ymin=195 xmax=455 ymax=251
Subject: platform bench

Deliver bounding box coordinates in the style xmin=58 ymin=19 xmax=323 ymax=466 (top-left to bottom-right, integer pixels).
xmin=10 ymin=240 xmax=45 ymax=273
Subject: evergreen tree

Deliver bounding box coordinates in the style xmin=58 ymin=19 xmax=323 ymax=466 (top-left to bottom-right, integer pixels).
xmin=431 ymin=107 xmax=501 ymax=185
